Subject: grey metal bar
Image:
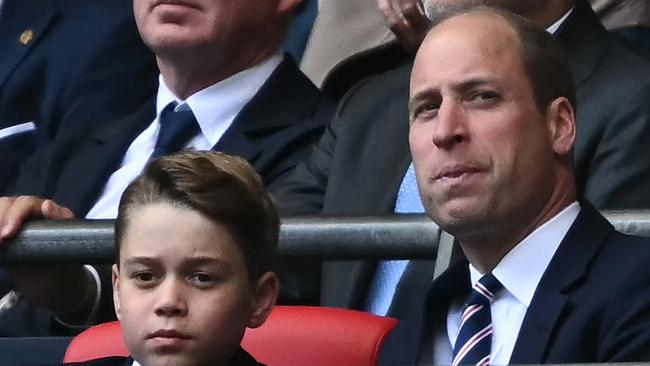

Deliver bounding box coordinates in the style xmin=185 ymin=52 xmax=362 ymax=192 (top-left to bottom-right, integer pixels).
xmin=601 ymin=210 xmax=650 ymax=237
xmin=0 ymin=215 xmax=440 ymax=264
xmin=2 ymin=210 xmax=650 ymax=264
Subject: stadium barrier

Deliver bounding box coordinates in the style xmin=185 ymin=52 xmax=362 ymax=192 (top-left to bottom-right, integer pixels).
xmin=3 ymin=210 xmax=650 ymax=264
xmin=2 ymin=210 xmax=650 ymax=365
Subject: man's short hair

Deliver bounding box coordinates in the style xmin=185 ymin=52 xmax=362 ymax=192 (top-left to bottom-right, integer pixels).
xmin=430 ymin=5 xmax=577 ymax=113
xmin=114 ymin=150 xmax=279 ymax=280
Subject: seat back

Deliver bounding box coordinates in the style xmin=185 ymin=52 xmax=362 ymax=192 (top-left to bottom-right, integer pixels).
xmin=64 ymin=305 xmax=397 ymax=366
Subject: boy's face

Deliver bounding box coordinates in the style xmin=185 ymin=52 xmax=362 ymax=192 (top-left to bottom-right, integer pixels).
xmin=113 ymin=202 xmax=277 ymax=366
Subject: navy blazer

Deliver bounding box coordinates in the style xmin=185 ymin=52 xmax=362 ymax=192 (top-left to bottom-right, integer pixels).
xmin=8 ymin=56 xmax=332 ymax=215
xmin=0 ymin=0 xmax=157 ymax=192
xmin=379 ymin=203 xmax=650 ymax=364
xmin=59 ymin=347 xmax=265 ymax=366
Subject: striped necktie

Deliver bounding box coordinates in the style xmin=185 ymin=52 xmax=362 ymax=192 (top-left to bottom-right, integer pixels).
xmin=452 ymin=273 xmax=503 ymax=366
xmin=150 ymin=101 xmax=199 ymax=160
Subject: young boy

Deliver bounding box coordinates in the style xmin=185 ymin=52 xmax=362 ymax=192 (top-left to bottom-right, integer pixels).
xmin=69 ymin=150 xmax=280 ymax=366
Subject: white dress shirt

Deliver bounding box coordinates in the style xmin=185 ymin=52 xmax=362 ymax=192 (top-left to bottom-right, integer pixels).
xmin=432 ymin=202 xmax=581 ymax=365
xmin=86 ymin=54 xmax=282 ymax=219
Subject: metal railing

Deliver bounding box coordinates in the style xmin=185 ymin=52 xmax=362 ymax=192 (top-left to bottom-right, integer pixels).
xmin=2 ymin=210 xmax=650 ymax=264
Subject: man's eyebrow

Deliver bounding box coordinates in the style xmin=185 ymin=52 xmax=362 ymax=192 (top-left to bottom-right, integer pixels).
xmin=453 ymin=77 xmax=499 ymax=93
xmin=409 ymin=76 xmax=500 ymax=112
xmin=409 ymin=88 xmax=440 ymax=114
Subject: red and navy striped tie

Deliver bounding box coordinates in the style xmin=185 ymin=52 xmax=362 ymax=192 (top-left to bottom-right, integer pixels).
xmin=452 ymin=273 xmax=503 ymax=366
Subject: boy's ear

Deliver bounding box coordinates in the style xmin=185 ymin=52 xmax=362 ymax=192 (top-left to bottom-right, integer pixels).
xmin=247 ymin=272 xmax=279 ymax=328
xmin=112 ymin=264 xmax=122 ymax=321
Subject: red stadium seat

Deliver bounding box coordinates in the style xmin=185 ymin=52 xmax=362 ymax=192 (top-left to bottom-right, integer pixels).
xmin=64 ymin=305 xmax=398 ymax=366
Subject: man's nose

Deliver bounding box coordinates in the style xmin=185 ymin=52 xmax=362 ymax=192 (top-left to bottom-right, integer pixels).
xmin=432 ymin=99 xmax=468 ymax=149
xmin=153 ymin=277 xmax=188 ymax=317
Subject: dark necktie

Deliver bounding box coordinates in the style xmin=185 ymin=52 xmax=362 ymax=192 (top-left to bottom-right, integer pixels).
xmin=150 ymin=101 xmax=199 ymax=160
xmin=452 ymin=273 xmax=503 ymax=366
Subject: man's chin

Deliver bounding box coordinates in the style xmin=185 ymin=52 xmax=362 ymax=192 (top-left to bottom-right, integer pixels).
xmin=429 ymin=198 xmax=486 ymax=231
xmin=145 ymin=32 xmax=205 ymax=57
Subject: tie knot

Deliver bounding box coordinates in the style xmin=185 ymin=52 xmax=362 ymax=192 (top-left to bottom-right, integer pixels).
xmin=151 ymin=101 xmax=199 ymax=160
xmin=468 ymin=273 xmax=502 ymax=304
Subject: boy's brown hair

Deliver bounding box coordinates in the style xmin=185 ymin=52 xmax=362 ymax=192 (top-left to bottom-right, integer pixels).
xmin=114 ymin=150 xmax=279 ymax=280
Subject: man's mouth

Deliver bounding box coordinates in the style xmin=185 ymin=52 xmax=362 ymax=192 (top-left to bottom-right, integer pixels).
xmin=434 ymin=164 xmax=484 ymax=181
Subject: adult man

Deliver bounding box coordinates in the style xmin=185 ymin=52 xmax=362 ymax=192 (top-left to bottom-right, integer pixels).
xmin=379 ymin=7 xmax=650 ymax=364
xmin=0 ymin=0 xmax=331 ymax=335
xmin=274 ymin=0 xmax=650 ymax=312
xmin=0 ymin=0 xmax=158 ymax=191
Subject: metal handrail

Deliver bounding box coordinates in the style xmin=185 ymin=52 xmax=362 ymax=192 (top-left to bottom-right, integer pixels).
xmin=2 ymin=210 xmax=650 ymax=264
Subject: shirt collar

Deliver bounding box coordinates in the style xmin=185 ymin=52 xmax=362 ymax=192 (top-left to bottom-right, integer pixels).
xmin=547 ymin=7 xmax=574 ymax=34
xmin=469 ymin=201 xmax=581 ymax=307
xmin=155 ymin=53 xmax=283 ymax=147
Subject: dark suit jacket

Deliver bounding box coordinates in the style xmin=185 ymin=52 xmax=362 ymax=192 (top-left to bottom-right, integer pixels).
xmin=0 ymin=56 xmax=332 ymax=336
xmin=0 ymin=0 xmax=158 ymax=192
xmin=379 ymin=203 xmax=650 ymax=364
xmin=56 ymin=347 xmax=264 ymax=366
xmin=274 ymin=0 xmax=650 ymax=309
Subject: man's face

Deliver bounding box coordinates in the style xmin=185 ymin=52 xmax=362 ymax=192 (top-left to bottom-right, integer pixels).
xmin=133 ymin=0 xmax=290 ymax=55
xmin=113 ymin=203 xmax=272 ymax=366
xmin=409 ymin=14 xmax=560 ymax=236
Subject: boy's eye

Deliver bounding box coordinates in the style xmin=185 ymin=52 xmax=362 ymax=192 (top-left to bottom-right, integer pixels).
xmin=131 ymin=271 xmax=155 ymax=284
xmin=189 ymin=273 xmax=217 ymax=287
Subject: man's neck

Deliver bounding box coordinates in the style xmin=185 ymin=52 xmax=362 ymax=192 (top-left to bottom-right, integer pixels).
xmin=157 ymin=47 xmax=278 ymax=100
xmin=458 ymin=193 xmax=577 ymax=274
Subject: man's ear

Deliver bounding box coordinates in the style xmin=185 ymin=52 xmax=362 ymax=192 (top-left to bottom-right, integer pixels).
xmin=546 ymin=97 xmax=576 ymax=156
xmin=247 ymin=272 xmax=279 ymax=328
xmin=112 ymin=264 xmax=122 ymax=321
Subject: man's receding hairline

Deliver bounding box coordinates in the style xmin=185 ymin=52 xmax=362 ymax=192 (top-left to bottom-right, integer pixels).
xmin=428 ymin=9 xmax=522 ymax=47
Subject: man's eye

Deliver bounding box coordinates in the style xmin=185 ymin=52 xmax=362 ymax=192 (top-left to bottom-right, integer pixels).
xmin=414 ymin=103 xmax=439 ymax=119
xmin=471 ymin=91 xmax=500 ymax=103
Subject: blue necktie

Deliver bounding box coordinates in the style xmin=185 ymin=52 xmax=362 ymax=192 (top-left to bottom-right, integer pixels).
xmin=150 ymin=101 xmax=199 ymax=160
xmin=366 ymin=163 xmax=424 ymax=315
xmin=452 ymin=273 xmax=503 ymax=366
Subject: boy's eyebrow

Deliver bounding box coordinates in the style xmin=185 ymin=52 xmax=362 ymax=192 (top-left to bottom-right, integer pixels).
xmin=121 ymin=256 xmax=230 ymax=267
xmin=182 ymin=256 xmax=230 ymax=266
xmin=122 ymin=257 xmax=159 ymax=267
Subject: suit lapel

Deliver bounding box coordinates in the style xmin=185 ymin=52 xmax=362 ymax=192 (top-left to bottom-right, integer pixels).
xmin=321 ymin=65 xmax=413 ymax=308
xmin=380 ymin=260 xmax=469 ymax=365
xmin=53 ymin=100 xmax=155 ymax=215
xmin=214 ymin=56 xmax=318 ymax=163
xmin=0 ymin=0 xmax=58 ymax=92
xmin=555 ymin=0 xmax=605 ymax=86
xmin=356 ymin=64 xmax=412 ymax=213
xmin=510 ymin=203 xmax=614 ymax=363
xmin=372 ymin=82 xmax=412 ymax=210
